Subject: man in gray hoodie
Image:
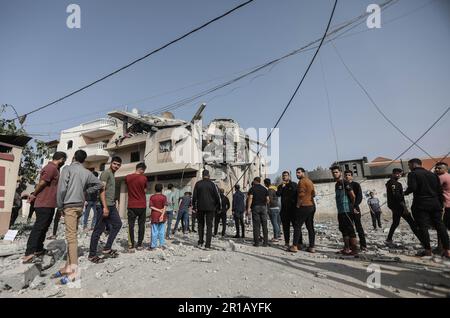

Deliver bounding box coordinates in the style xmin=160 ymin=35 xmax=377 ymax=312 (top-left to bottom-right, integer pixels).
xmin=56 ymin=150 xmax=106 ymax=284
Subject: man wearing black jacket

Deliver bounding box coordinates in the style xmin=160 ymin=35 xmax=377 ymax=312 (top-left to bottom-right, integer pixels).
xmin=276 ymin=171 xmax=301 ymax=248
xmin=192 ymin=170 xmax=221 ymax=249
xmin=214 ymin=188 xmax=230 ymax=237
xmin=404 ymin=159 xmax=449 ymax=258
xmin=344 ymin=170 xmax=367 ymax=251
xmin=386 ymin=168 xmax=422 ymax=244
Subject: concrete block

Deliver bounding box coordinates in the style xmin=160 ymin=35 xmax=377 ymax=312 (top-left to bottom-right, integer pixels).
xmin=0 ymin=243 xmax=25 ymax=257
xmin=0 ymin=263 xmax=40 ymax=290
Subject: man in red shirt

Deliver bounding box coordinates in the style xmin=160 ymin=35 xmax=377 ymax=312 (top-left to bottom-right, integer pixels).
xmin=22 ymin=152 xmax=67 ymax=264
xmin=125 ymin=162 xmax=148 ymax=252
xmin=149 ymin=184 xmax=167 ymax=250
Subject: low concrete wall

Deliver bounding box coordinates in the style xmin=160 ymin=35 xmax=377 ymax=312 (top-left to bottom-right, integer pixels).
xmin=314 ymin=177 xmax=412 ymax=220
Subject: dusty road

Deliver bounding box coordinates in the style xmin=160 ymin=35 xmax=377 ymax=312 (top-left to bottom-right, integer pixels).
xmin=1 ymin=214 xmax=449 ymax=298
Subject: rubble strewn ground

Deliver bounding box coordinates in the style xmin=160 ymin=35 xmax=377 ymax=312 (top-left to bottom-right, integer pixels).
xmin=1 ymin=213 xmax=449 ymax=298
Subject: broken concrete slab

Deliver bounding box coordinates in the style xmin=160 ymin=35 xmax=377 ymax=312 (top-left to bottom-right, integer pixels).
xmin=0 ymin=243 xmax=25 ymax=257
xmin=0 ymin=263 xmax=40 ymax=290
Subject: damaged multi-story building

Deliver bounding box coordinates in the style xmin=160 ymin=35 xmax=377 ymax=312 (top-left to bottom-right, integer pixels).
xmin=45 ymin=105 xmax=267 ymax=217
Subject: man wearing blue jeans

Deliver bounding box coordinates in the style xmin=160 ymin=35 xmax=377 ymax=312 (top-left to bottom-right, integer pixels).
xmin=264 ymin=178 xmax=281 ymax=241
xmin=164 ymin=183 xmax=177 ymax=239
xmin=82 ymin=170 xmax=100 ymax=230
xmin=173 ymin=192 xmax=191 ymax=235
xmin=88 ymin=157 xmax=123 ymax=262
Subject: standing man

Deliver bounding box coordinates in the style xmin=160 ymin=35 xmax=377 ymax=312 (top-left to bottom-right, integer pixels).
xmin=9 ymin=187 xmax=22 ymax=228
xmin=367 ymin=192 xmax=382 ymax=230
xmin=247 ymin=177 xmax=270 ymax=247
xmin=192 ymin=170 xmax=221 ymax=249
xmin=435 ymin=162 xmax=450 ymax=231
xmin=344 ymin=170 xmax=367 ymax=251
xmin=290 ymin=168 xmax=316 ymax=253
xmin=22 ymin=152 xmax=67 ymax=264
xmin=264 ymin=178 xmax=281 ymax=242
xmin=404 ymin=159 xmax=450 ymax=258
xmin=173 ymin=192 xmax=192 ymax=235
xmin=385 ymin=168 xmax=422 ymax=244
xmin=276 ymin=171 xmax=300 ymax=248
xmin=331 ymin=166 xmax=359 ymax=256
xmin=214 ymin=188 xmax=230 ymax=237
xmin=55 ymin=150 xmax=106 ymax=283
xmin=125 ymin=162 xmax=147 ymax=252
xmin=164 ymin=184 xmax=177 ymax=240
xmin=82 ymin=171 xmax=100 ymax=231
xmin=232 ymin=184 xmax=246 ymax=238
xmin=88 ymin=156 xmax=123 ymax=262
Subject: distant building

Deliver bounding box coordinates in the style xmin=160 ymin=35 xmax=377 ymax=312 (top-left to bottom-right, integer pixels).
xmin=308 ymin=155 xmax=449 ymax=183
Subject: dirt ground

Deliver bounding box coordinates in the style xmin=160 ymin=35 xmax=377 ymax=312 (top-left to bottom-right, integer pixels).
xmin=1 ymin=213 xmax=450 ymax=298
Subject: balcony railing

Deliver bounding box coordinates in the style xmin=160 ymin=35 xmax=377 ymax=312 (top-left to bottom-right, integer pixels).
xmin=79 ymin=142 xmax=108 ymax=150
xmin=80 ymin=119 xmax=117 ymax=131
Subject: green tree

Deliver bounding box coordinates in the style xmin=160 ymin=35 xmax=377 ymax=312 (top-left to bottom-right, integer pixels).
xmin=0 ymin=106 xmax=49 ymax=193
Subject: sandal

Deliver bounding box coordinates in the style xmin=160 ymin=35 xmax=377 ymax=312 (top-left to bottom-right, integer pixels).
xmin=88 ymin=256 xmax=105 ymax=264
xmin=51 ymin=270 xmax=68 ymax=279
xmin=34 ymin=249 xmax=54 ymax=257
xmin=22 ymin=255 xmax=35 ymax=264
xmin=102 ymin=249 xmax=119 ymax=258
xmin=60 ymin=276 xmax=76 ymax=285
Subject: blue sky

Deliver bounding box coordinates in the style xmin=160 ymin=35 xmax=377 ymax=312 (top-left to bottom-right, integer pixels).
xmin=1 ymin=0 xmax=449 ymax=176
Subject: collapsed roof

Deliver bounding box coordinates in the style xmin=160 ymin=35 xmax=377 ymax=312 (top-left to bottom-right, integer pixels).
xmin=108 ymin=110 xmax=187 ymax=132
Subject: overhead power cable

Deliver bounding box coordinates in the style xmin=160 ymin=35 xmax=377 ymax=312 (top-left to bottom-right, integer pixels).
xmin=9 ymin=0 xmax=256 ymax=120
xmin=330 ymin=40 xmax=436 ymax=162
xmin=226 ymin=0 xmax=338 ymax=195
xmin=25 ymin=0 xmax=398 ymax=129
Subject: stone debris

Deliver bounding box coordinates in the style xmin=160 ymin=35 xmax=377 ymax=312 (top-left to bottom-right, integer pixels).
xmin=1 ymin=216 xmax=448 ymax=298
xmin=314 ymin=272 xmax=328 ymax=279
xmin=0 ymin=263 xmax=40 ymax=291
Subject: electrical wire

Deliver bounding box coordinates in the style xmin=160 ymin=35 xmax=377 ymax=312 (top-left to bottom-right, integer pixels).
xmin=226 ymin=0 xmax=338 ymax=195
xmin=10 ymin=0 xmax=256 ymax=121
xmin=330 ymin=40 xmax=437 ymax=163
xmin=22 ymin=0 xmax=397 ymax=129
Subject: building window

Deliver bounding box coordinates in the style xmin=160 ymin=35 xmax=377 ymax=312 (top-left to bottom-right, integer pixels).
xmin=344 ymin=164 xmax=349 ymax=172
xmin=100 ymin=163 xmax=106 ymax=171
xmin=130 ymin=151 xmax=140 ymax=163
xmin=352 ymin=163 xmax=358 ymax=176
xmin=159 ymin=140 xmax=172 ymax=153
xmin=67 ymin=140 xmax=73 ymax=150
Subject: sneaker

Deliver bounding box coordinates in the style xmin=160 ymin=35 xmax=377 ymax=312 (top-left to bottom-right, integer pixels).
xmin=416 ymin=250 xmax=432 ymax=257
xmin=253 ymin=243 xmax=260 ymax=247
xmin=432 ymin=247 xmax=443 ymax=255
xmin=289 ymin=245 xmax=298 ymax=253
xmin=307 ymin=247 xmax=316 ymax=253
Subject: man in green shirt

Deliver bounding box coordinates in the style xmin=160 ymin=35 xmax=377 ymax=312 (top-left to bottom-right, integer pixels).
xmin=164 ymin=183 xmax=177 ymax=239
xmin=88 ymin=156 xmax=123 ymax=263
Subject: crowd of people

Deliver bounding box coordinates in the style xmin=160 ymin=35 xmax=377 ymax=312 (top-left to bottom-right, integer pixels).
xmin=11 ymin=148 xmax=450 ymax=284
